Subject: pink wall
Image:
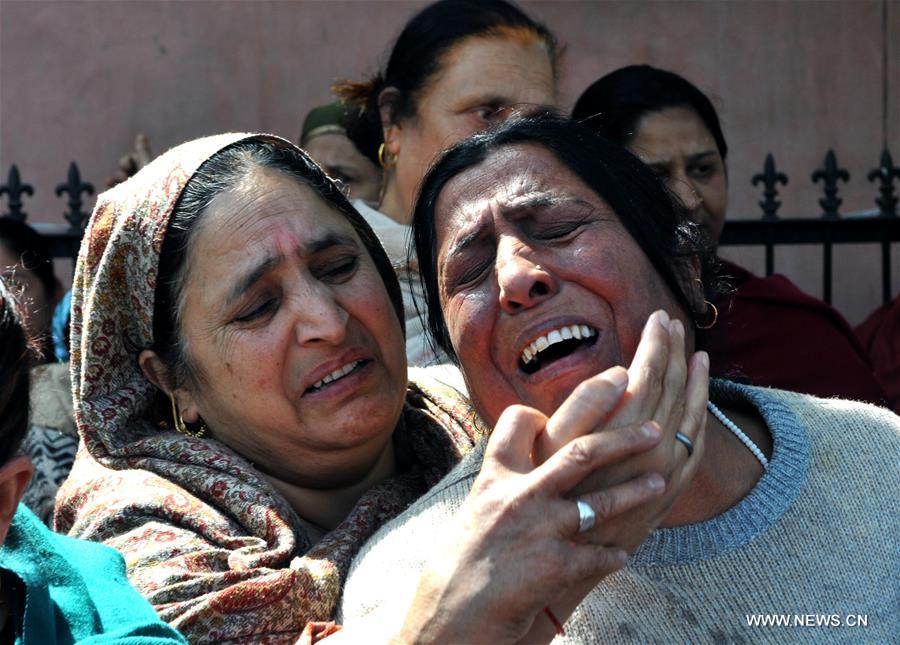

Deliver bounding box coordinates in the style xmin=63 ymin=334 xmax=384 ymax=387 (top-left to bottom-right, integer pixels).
xmin=1 ymin=0 xmax=897 ymax=322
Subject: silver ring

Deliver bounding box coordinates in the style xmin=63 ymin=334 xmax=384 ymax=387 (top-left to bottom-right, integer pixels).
xmin=674 ymin=431 xmax=694 ymax=457
xmin=576 ymin=499 xmax=596 ymax=534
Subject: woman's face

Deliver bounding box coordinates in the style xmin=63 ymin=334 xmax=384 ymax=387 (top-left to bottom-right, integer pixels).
xmin=303 ymin=132 xmax=382 ymax=204
xmin=173 ymin=167 xmax=407 ymax=488
xmin=387 ymin=34 xmax=556 ymax=220
xmin=628 ymin=106 xmax=728 ymax=244
xmin=433 ymin=144 xmax=691 ymax=427
xmin=0 ymin=243 xmax=52 ymax=343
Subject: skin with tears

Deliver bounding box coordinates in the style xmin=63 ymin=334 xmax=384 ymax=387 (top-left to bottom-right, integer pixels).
xmin=139 ymin=166 xmax=408 ymax=533
xmin=434 ymin=143 xmax=700 ymax=425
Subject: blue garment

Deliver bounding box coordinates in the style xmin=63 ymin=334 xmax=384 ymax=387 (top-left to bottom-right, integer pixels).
xmin=0 ymin=504 xmax=186 ymax=644
xmin=51 ymin=291 xmax=72 ymax=362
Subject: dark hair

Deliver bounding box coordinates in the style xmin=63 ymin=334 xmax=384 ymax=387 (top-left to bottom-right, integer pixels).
xmin=0 ymin=277 xmax=35 ymax=464
xmin=412 ymin=114 xmax=716 ymax=361
xmin=571 ymin=65 xmax=728 ymax=161
xmin=151 ymin=138 xmax=404 ymax=393
xmin=336 ymin=0 xmax=558 ymax=165
xmin=0 ymin=218 xmax=57 ymax=300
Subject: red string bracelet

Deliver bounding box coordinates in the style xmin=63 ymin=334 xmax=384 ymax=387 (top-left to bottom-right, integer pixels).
xmin=543 ymin=606 xmax=565 ymax=636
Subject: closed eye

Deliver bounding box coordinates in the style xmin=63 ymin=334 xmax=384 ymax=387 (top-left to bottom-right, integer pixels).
xmin=313 ymin=254 xmax=359 ymax=283
xmin=235 ymin=297 xmax=279 ymax=323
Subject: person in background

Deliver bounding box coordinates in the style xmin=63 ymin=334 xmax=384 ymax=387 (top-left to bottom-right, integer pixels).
xmin=335 ymin=0 xmax=558 ymax=366
xmin=299 ymin=102 xmax=382 ymax=205
xmin=856 ymin=296 xmax=900 ymax=413
xmin=0 ymin=219 xmax=61 ymax=363
xmin=572 ymin=64 xmax=887 ymax=407
xmin=0 ymin=220 xmax=76 ymax=525
xmin=0 ymin=276 xmax=187 ymax=644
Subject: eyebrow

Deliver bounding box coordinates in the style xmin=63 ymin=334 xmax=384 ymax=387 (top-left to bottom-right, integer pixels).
xmin=445 ymin=195 xmax=594 ymax=257
xmin=224 ymin=232 xmax=360 ymax=307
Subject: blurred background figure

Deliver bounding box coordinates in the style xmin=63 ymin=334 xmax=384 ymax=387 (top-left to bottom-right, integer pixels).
xmin=0 ymin=222 xmax=77 ymax=525
xmin=106 ymin=133 xmax=154 ymax=188
xmin=0 ymin=277 xmax=187 ymax=644
xmin=300 ymin=101 xmax=382 ymax=205
xmin=0 ymin=219 xmax=61 ymax=364
xmin=572 ymin=65 xmax=887 ymax=407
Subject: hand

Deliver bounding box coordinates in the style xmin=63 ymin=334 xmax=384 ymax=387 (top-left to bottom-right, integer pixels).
xmin=396 ymin=390 xmax=666 ymax=644
xmin=542 ymin=309 xmax=709 ymax=552
xmin=106 ymin=133 xmax=153 ymax=187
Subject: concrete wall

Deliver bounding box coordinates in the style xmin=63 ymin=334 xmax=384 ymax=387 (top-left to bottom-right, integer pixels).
xmin=1 ymin=0 xmax=897 ymax=322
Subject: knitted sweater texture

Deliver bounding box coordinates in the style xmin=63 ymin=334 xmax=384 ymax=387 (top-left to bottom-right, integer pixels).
xmin=339 ymin=382 xmax=900 ymax=643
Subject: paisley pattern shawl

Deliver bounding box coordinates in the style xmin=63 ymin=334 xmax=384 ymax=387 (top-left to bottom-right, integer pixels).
xmin=54 ymin=133 xmax=482 ymax=643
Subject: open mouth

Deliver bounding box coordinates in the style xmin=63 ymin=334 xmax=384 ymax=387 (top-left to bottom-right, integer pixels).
xmin=305 ymin=359 xmax=369 ymax=393
xmin=519 ymin=324 xmax=598 ymax=375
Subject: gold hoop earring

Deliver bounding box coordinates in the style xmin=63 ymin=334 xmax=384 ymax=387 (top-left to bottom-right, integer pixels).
xmin=169 ymin=393 xmax=207 ymax=438
xmin=377 ymin=142 xmax=397 ymax=170
xmin=696 ymin=300 xmax=719 ymax=330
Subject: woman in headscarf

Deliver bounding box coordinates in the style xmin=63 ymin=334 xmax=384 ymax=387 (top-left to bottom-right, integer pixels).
xmin=55 ymin=133 xmax=686 ymax=643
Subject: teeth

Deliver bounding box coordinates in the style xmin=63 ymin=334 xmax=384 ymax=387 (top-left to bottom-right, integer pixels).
xmin=520 ymin=324 xmax=597 ymax=366
xmin=310 ymin=360 xmax=361 ymax=391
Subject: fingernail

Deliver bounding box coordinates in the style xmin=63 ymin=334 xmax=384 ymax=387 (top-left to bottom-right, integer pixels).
xmin=699 ymin=351 xmax=709 ymax=369
xmin=615 ymin=550 xmax=629 ymax=567
xmin=640 ymin=421 xmax=660 ymax=439
xmin=603 ymin=367 xmax=628 ymax=390
xmin=658 ymin=310 xmax=670 ymax=327
xmin=647 ymin=474 xmax=665 ymax=491
xmin=670 ymin=318 xmax=684 ymax=339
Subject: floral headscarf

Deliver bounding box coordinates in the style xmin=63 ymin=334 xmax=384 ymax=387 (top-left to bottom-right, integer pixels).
xmin=55 ymin=133 xmax=480 ymax=643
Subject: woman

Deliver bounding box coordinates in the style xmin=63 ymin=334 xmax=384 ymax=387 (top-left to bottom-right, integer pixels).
xmin=0 ymin=277 xmax=187 ymax=644
xmin=336 ymin=0 xmax=558 ymax=366
xmin=338 ymin=116 xmax=899 ymax=641
xmin=299 ymin=101 xmax=382 ymax=205
xmin=571 ymin=64 xmax=888 ymax=406
xmin=55 ymin=133 xmax=688 ymax=643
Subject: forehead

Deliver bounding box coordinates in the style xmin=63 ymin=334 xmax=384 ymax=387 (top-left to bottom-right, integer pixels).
xmin=194 ymin=167 xmax=357 ymax=257
xmin=428 ymin=34 xmax=557 ymax=107
xmin=630 ymin=106 xmax=717 ymax=160
xmin=434 ymin=144 xmax=596 ymax=234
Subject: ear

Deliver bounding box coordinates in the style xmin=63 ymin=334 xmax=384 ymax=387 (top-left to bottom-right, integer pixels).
xmin=139 ymin=349 xmax=172 ymax=394
xmin=377 ymin=87 xmax=404 ymax=159
xmin=138 ymin=350 xmax=201 ymax=425
xmin=0 ymin=455 xmax=34 ymax=546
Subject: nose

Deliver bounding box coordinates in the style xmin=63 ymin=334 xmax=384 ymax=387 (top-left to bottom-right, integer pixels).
xmin=670 ymin=175 xmax=703 ymax=215
xmin=293 ymin=285 xmax=349 ymax=346
xmin=496 ymin=243 xmax=558 ymax=314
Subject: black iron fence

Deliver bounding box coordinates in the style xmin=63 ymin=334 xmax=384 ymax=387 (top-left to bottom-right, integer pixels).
xmin=2 ymin=148 xmax=899 ymax=305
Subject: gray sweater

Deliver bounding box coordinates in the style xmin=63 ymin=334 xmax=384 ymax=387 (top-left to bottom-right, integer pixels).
xmin=339 ymin=382 xmax=899 ymax=643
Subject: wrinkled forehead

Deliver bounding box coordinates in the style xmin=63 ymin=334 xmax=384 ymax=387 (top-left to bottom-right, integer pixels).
xmin=433 ymin=144 xmax=601 ymax=246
